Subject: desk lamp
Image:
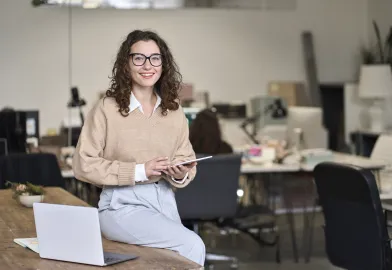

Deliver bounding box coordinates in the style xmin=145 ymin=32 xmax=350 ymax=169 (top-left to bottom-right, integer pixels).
xmin=240 ymin=98 xmax=287 ymax=144
xmin=66 ymin=87 xmax=86 ymax=146
xmin=358 ymin=65 xmax=392 ymax=132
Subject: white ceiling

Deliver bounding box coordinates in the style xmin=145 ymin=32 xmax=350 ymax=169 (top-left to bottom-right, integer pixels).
xmin=42 ymin=0 xmax=298 ymax=10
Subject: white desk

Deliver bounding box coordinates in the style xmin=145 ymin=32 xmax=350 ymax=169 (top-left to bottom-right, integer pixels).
xmin=63 ymin=164 xmax=300 ymax=176
xmin=241 ymin=162 xmax=300 ymax=174
xmin=382 ymin=200 xmax=392 ymax=211
xmin=62 ymin=152 xmax=387 ymax=177
xmin=301 ymin=152 xmax=386 ymax=172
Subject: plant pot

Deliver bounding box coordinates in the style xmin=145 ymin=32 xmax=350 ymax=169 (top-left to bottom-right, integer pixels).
xmin=18 ymin=195 xmax=44 ymax=207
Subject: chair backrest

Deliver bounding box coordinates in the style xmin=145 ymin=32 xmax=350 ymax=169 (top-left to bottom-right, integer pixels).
xmin=314 ymin=162 xmax=390 ymax=270
xmin=175 ymin=153 xmax=242 ymax=220
xmin=0 ymin=153 xmax=64 ymax=189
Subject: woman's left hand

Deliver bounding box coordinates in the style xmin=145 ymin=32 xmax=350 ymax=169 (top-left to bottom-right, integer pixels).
xmin=163 ymin=162 xmax=197 ymax=180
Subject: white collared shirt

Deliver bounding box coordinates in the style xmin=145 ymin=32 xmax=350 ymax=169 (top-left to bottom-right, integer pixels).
xmin=130 ymin=92 xmax=187 ymax=184
xmin=129 ymin=91 xmax=162 ymax=115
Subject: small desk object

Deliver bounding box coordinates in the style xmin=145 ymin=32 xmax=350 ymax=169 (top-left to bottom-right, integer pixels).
xmin=350 ymin=130 xmax=381 ymax=157
xmin=0 ymin=187 xmax=202 ymax=270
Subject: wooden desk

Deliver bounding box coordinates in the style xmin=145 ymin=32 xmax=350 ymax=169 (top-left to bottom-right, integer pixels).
xmin=0 ymin=188 xmax=202 ymax=270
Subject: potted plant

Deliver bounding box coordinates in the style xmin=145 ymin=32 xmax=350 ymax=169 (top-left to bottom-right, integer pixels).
xmin=361 ymin=20 xmax=392 ymax=66
xmin=6 ymin=181 xmax=45 ymax=207
xmin=358 ymin=20 xmax=392 ymax=131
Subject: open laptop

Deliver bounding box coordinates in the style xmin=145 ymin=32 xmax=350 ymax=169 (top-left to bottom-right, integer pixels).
xmin=33 ymin=203 xmax=137 ymax=266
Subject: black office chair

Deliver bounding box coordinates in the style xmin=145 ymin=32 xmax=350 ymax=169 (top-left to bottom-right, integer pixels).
xmin=175 ymin=154 xmax=242 ymax=269
xmin=0 ymin=153 xmax=65 ymax=189
xmin=314 ymin=162 xmax=392 ymax=270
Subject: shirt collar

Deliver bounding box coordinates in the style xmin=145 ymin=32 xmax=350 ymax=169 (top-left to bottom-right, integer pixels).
xmin=129 ymin=92 xmax=161 ymax=114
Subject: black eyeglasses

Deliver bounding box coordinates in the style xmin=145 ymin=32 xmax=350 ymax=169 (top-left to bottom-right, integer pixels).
xmin=129 ymin=53 xmax=163 ymax=67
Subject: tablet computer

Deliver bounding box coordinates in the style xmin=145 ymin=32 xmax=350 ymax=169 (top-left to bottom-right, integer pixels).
xmin=174 ymin=156 xmax=213 ymax=166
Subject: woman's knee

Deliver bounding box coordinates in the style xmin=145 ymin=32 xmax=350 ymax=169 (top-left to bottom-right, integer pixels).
xmin=99 ymin=211 xmax=128 ymax=243
xmin=179 ymin=231 xmax=206 ymax=265
xmin=190 ymin=232 xmax=205 ymax=251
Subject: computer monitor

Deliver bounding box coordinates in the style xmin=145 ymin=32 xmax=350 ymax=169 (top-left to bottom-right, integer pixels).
xmin=286 ymin=106 xmax=327 ymax=149
xmin=0 ymin=110 xmax=27 ymax=153
xmin=0 ymin=109 xmax=39 ymax=153
xmin=250 ymin=96 xmax=287 ymax=134
xmin=0 ymin=138 xmax=7 ymax=156
xmin=183 ymin=107 xmax=202 ymax=126
xmin=25 ymin=110 xmax=39 ymax=138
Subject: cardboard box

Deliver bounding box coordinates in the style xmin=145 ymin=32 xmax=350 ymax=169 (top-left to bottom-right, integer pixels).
xmin=267 ymin=81 xmax=309 ymax=106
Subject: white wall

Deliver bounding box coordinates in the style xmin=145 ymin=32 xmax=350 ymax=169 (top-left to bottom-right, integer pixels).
xmin=0 ymin=0 xmax=368 ymax=135
xmin=367 ymin=0 xmax=392 ymax=39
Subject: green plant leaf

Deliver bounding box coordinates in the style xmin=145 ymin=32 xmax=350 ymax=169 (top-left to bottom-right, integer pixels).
xmin=361 ymin=46 xmax=376 ymax=64
xmin=26 ymin=182 xmax=45 ymax=195
xmin=373 ymin=20 xmax=385 ymax=63
xmin=385 ymin=26 xmax=392 ymax=62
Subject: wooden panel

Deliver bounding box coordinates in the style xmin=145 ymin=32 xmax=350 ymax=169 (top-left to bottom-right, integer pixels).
xmin=0 ymin=188 xmax=202 ymax=270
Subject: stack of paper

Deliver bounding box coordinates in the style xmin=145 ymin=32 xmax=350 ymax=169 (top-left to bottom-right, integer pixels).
xmin=14 ymin=238 xmax=39 ymax=254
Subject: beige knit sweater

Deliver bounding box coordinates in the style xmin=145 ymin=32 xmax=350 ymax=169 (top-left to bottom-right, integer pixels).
xmin=72 ymin=97 xmax=196 ymax=188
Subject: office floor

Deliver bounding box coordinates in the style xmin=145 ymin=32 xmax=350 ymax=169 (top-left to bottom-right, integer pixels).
xmin=202 ymin=212 xmax=343 ymax=270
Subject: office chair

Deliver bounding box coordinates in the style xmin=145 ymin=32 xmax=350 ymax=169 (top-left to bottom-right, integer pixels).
xmin=175 ymin=154 xmax=242 ymax=269
xmin=314 ymin=162 xmax=392 ymax=270
xmin=0 ymin=153 xmax=65 ymax=189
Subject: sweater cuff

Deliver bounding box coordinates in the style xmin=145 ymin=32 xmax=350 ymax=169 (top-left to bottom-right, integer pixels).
xmin=171 ymin=172 xmax=188 ymax=184
xmin=118 ymin=161 xmax=135 ymax=186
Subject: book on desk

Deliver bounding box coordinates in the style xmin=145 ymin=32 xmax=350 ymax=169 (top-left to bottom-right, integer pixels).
xmin=14 ymin=238 xmax=39 ymax=253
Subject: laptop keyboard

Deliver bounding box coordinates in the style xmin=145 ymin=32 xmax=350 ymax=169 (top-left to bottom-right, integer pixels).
xmin=104 ymin=256 xmax=118 ymax=263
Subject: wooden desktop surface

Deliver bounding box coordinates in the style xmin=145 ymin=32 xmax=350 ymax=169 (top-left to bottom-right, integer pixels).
xmin=0 ymin=187 xmax=202 ymax=270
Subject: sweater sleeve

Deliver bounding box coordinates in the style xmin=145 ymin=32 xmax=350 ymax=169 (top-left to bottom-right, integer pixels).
xmin=72 ymin=99 xmax=136 ymax=187
xmin=165 ymin=108 xmax=197 ymax=188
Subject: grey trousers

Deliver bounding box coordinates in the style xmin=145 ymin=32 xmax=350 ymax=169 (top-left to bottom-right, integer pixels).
xmin=98 ymin=180 xmax=205 ymax=266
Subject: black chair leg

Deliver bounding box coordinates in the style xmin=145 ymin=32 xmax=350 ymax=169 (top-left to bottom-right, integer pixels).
xmin=276 ymin=234 xmax=281 ymax=263
xmin=232 ymin=225 xmax=281 ymax=263
xmin=192 ymin=223 xmax=239 ymax=269
xmin=304 ymin=205 xmax=316 ymax=263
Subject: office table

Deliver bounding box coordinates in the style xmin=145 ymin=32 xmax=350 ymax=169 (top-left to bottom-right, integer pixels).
xmin=301 ymin=152 xmax=386 ymax=172
xmin=61 ymin=152 xmax=387 ymax=177
xmin=0 ymin=187 xmax=202 ymax=270
xmin=241 ymin=162 xmax=300 ymax=174
xmin=382 ymin=200 xmax=392 ymax=212
xmin=377 ymin=200 xmax=392 ymax=228
xmin=240 ymin=152 xmax=387 ymax=263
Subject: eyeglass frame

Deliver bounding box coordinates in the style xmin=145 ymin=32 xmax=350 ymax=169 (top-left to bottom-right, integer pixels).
xmin=129 ymin=53 xmax=163 ymax=67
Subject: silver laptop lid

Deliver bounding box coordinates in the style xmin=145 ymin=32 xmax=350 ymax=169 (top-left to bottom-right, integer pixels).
xmin=33 ymin=203 xmax=105 ymax=266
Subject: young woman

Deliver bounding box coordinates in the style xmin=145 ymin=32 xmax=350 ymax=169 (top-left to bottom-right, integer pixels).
xmin=189 ymin=109 xmax=233 ymax=155
xmin=72 ymin=30 xmax=205 ymax=266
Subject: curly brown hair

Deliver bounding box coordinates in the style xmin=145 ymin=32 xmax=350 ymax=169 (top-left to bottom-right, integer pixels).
xmin=106 ymin=30 xmax=182 ymax=116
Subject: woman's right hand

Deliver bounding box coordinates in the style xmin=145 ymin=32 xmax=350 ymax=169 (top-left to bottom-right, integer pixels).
xmin=145 ymin=157 xmax=170 ymax=179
